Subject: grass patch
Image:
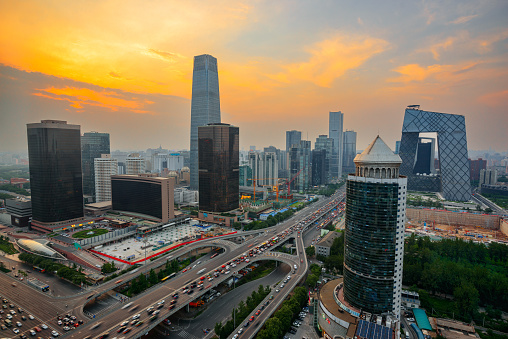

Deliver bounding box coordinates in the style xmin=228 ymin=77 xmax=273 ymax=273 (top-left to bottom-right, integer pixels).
xmin=0 ymin=239 xmax=18 ymax=255
xmin=72 ymin=228 xmax=109 ymax=239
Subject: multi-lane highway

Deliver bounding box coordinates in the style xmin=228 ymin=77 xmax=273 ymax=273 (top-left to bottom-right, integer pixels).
xmin=0 ymin=189 xmax=344 ymax=339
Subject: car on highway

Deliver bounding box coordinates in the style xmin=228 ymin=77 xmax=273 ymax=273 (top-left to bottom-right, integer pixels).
xmin=120 ymin=321 xmax=129 ymax=327
xmin=123 ymin=327 xmax=131 ymax=334
xmin=117 ymin=326 xmax=126 ymax=333
xmin=255 ymin=310 xmax=261 ymax=316
xmin=132 ymin=314 xmax=140 ymax=320
xmin=135 ymin=321 xmax=143 ymax=327
xmin=249 ymin=316 xmax=255 ymax=322
xmin=244 ymin=322 xmax=249 ymax=327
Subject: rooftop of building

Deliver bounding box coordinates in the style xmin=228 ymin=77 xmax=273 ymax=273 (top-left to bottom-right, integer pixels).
xmin=319 ymin=278 xmax=358 ymax=337
xmin=85 ymin=201 xmax=112 ymax=209
xmin=354 ymin=135 xmax=401 ymax=165
xmin=16 ymin=238 xmax=67 ymax=260
xmin=315 ymin=230 xmax=341 ymax=248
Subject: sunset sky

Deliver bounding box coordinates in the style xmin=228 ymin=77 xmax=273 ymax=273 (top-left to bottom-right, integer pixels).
xmin=1 ymin=1 xmax=507 ymax=153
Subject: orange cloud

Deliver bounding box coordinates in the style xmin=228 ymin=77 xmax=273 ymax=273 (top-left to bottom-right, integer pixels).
xmin=478 ymin=89 xmax=508 ymax=107
xmin=33 ymin=87 xmax=154 ymax=114
xmin=275 ymin=34 xmax=389 ymax=87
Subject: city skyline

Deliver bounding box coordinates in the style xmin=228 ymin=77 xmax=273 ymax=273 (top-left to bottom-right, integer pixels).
xmin=1 ymin=1 xmax=508 ymax=153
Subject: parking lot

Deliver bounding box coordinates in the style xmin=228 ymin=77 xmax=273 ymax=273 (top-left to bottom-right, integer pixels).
xmin=98 ymin=223 xmax=208 ymax=261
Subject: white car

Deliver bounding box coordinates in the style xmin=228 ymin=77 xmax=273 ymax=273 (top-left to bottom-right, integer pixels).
xmin=158 ymin=300 xmax=165 ymax=305
xmin=16 ymin=321 xmax=22 ymax=327
xmin=41 ymin=324 xmax=48 ymax=329
xmin=13 ymin=328 xmax=20 ymax=334
xmin=7 ymin=314 xmax=12 ymax=319
xmin=30 ymin=329 xmax=36 ymax=336
xmin=52 ymin=330 xmax=59 ymax=337
xmin=28 ymin=314 xmax=34 ymax=320
xmin=132 ymin=314 xmax=140 ymax=320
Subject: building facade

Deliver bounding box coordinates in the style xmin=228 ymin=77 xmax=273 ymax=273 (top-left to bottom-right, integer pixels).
xmin=343 ymin=130 xmax=357 ymax=175
xmin=479 ymin=169 xmax=497 ymax=187
xmin=399 ymin=106 xmax=471 ymax=201
xmin=27 ymin=120 xmax=84 ymax=231
xmin=111 ymin=174 xmax=175 ymax=223
xmin=198 ymin=123 xmax=239 ymax=212
xmin=329 ymin=111 xmax=344 ymax=179
xmin=312 ymin=149 xmax=327 ymax=186
xmin=94 ymin=154 xmax=118 ymax=202
xmin=190 ymin=54 xmax=221 ymax=190
xmin=126 ymin=153 xmax=145 ymax=175
xmin=81 ymin=132 xmax=110 ymax=200
xmin=343 ymin=136 xmax=406 ymax=318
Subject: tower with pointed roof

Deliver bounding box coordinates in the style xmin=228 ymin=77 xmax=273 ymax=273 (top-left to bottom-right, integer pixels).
xmin=343 ymin=135 xmax=406 ymax=319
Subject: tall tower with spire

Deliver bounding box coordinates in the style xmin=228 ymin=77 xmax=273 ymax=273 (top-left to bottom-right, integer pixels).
xmin=189 ymin=54 xmax=221 ymax=190
xmin=343 ymin=136 xmax=406 ymax=318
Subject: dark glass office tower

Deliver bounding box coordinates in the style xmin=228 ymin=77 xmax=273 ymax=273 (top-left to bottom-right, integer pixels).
xmin=343 ymin=136 xmax=406 ymax=317
xmin=198 ymin=123 xmax=239 ymax=212
xmin=81 ymin=131 xmax=110 ymax=200
xmin=27 ymin=120 xmax=84 ymax=226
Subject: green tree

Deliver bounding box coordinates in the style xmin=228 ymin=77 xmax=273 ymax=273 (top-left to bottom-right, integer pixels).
xmin=306 ymin=274 xmax=319 ymax=287
xmin=454 ymin=281 xmax=480 ymax=317
xmin=149 ymin=269 xmax=158 ymax=285
xmin=305 ymin=246 xmax=315 ymax=257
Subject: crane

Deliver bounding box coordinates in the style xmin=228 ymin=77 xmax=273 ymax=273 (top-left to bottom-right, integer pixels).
xmin=247 ymin=177 xmax=281 ymax=203
xmin=280 ymin=168 xmax=304 ymax=200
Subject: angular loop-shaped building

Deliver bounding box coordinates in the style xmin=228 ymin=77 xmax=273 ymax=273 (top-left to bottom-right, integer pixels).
xmin=399 ymin=106 xmax=471 ymax=201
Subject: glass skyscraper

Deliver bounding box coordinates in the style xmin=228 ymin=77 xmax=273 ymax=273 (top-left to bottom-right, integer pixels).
xmin=343 ymin=136 xmax=406 ymax=317
xmin=190 ymin=54 xmax=221 ymax=190
xmin=27 ymin=120 xmax=84 ymax=231
xmin=198 ymin=123 xmax=239 ymax=212
xmin=81 ymin=131 xmax=110 ymax=200
xmin=342 ymin=130 xmax=357 ymax=174
xmin=329 ymin=111 xmax=344 ymax=180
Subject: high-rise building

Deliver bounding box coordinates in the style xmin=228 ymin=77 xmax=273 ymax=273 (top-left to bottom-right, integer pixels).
xmin=27 ymin=120 xmax=84 ymax=232
xmin=81 ymin=132 xmax=110 ymax=200
xmin=342 ymin=130 xmax=357 ymax=174
xmin=248 ymin=151 xmax=279 ymax=187
xmin=479 ymin=169 xmax=497 ymax=187
xmin=286 ymin=130 xmax=302 ymax=153
xmin=289 ymin=140 xmax=312 ymax=192
xmin=239 ymin=165 xmax=253 ymax=186
xmin=394 ymin=141 xmax=401 ymax=154
xmin=343 ymin=135 xmax=406 ymax=318
xmin=315 ymin=135 xmax=334 ymax=183
xmin=190 ymin=54 xmax=221 ymax=190
xmin=312 ymin=149 xmax=327 ymax=186
xmin=329 ymin=111 xmax=344 ymax=179
xmin=126 ymin=153 xmax=145 ymax=174
xmin=399 ymin=106 xmax=471 ymax=201
xmin=111 ymin=174 xmax=174 ymax=223
xmin=470 ymin=158 xmax=487 ymax=181
xmin=198 ymin=123 xmax=239 ymax=212
xmin=94 ymin=154 xmax=118 ymax=202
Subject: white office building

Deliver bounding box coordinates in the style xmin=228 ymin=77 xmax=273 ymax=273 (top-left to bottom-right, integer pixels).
xmin=94 ymin=154 xmax=118 ymax=202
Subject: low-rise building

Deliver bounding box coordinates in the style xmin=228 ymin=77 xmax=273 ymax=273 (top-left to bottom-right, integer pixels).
xmin=5 ymin=197 xmax=31 ymax=227
xmin=315 ymin=231 xmax=341 ymax=257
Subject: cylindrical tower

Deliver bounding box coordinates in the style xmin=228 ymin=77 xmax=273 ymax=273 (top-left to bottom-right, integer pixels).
xmin=343 ymin=136 xmax=406 ymax=317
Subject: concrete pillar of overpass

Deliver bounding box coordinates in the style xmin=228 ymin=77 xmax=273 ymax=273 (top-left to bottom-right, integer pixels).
xmin=186 ymin=303 xmax=190 ymax=312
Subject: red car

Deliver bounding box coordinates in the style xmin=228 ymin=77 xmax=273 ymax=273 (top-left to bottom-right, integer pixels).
xmin=123 ymin=328 xmax=131 ymax=334
xmin=249 ymin=316 xmax=255 ymax=322
xmin=168 ymin=305 xmax=175 ymax=310
xmin=255 ymin=310 xmax=261 ymax=316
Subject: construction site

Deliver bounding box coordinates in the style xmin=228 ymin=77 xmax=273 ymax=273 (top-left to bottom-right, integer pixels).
xmin=406 ymin=208 xmax=508 ymax=244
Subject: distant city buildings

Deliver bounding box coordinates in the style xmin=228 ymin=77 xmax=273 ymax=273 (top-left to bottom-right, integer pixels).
xmin=343 ymin=135 xmax=406 ymax=318
xmin=111 ymin=174 xmax=175 ymax=223
xmin=27 ymin=120 xmax=84 ymax=232
xmin=81 ymin=131 xmax=110 ymax=200
xmin=329 ymin=111 xmax=344 ymax=179
xmin=190 ymin=54 xmax=221 ymax=190
xmin=174 ymin=187 xmax=199 ymax=205
xmin=94 ymin=154 xmax=118 ymax=202
xmin=314 ymin=134 xmax=334 ymax=183
xmin=198 ymin=123 xmax=239 ymax=213
xmin=151 ymin=153 xmax=184 ymax=174
xmin=311 ymin=149 xmax=327 ymax=186
xmin=399 ymin=106 xmax=471 ymax=201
